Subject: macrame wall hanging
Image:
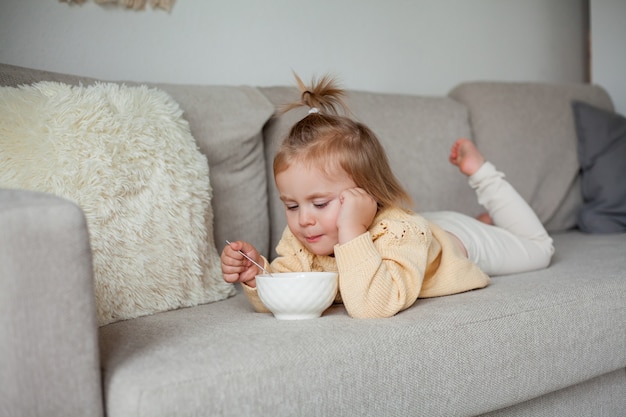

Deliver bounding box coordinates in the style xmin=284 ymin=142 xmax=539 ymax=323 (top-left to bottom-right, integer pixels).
xmin=60 ymin=0 xmax=176 ymax=12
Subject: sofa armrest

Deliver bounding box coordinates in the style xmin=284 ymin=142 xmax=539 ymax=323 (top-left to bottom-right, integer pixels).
xmin=0 ymin=190 xmax=103 ymax=417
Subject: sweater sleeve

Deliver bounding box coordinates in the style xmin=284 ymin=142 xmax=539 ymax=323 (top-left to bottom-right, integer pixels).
xmin=333 ymin=213 xmax=432 ymax=318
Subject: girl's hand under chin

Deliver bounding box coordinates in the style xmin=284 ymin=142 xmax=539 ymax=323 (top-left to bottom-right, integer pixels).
xmin=337 ymin=187 xmax=378 ymax=244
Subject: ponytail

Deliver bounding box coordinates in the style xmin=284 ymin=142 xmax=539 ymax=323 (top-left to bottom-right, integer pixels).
xmin=281 ymin=72 xmax=347 ymax=116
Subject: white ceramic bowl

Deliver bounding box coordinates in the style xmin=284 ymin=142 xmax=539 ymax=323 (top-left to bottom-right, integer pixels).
xmin=255 ymin=272 xmax=339 ymax=320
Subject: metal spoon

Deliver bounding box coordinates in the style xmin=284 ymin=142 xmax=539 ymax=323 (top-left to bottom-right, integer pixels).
xmin=225 ymin=240 xmax=273 ymax=276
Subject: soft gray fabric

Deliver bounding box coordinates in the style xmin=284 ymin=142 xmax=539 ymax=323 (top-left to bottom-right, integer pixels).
xmin=0 ymin=62 xmax=275 ymax=258
xmin=481 ymin=368 xmax=626 ymax=417
xmin=0 ymin=190 xmax=103 ymax=417
xmin=258 ymin=86 xmax=300 ymax=256
xmin=449 ymin=82 xmax=614 ymax=232
xmin=572 ymin=101 xmax=626 ymax=233
xmin=260 ymin=86 xmax=480 ymax=258
xmin=99 ymin=231 xmax=626 ymax=417
xmin=0 ymin=62 xmax=100 ymax=86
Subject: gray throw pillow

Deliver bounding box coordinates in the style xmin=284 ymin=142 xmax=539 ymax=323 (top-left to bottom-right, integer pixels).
xmin=572 ymin=101 xmax=626 ymax=233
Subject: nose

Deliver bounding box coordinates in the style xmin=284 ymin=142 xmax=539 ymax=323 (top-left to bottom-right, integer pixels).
xmin=298 ymin=208 xmax=315 ymax=226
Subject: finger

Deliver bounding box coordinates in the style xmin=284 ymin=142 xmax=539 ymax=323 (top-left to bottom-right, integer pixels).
xmin=221 ymin=253 xmax=240 ymax=268
xmin=226 ymin=239 xmax=245 ymax=253
xmin=223 ymin=273 xmax=240 ymax=283
xmin=223 ymin=262 xmax=257 ymax=283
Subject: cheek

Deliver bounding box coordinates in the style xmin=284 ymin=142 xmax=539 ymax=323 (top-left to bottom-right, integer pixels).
xmin=320 ymin=206 xmax=341 ymax=230
xmin=285 ymin=211 xmax=299 ymax=230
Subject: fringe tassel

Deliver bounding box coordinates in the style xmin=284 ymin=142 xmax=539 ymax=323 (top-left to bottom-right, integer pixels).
xmin=59 ymin=0 xmax=175 ymax=12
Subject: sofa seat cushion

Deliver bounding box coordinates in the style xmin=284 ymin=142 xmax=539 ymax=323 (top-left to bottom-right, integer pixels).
xmin=99 ymin=232 xmax=626 ymax=417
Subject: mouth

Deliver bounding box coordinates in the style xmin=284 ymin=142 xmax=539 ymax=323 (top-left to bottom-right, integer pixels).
xmin=305 ymin=235 xmax=323 ymax=243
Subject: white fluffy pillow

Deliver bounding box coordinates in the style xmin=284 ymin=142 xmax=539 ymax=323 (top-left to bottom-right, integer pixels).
xmin=0 ymin=81 xmax=236 ymax=325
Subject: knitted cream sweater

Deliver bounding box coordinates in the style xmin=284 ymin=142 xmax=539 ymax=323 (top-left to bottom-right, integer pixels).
xmin=243 ymin=207 xmax=490 ymax=318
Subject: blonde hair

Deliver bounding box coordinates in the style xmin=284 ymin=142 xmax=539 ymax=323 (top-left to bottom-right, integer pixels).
xmin=274 ymin=73 xmax=413 ymax=210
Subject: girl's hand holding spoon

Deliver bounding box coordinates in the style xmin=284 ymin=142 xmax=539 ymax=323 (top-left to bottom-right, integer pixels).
xmin=221 ymin=240 xmax=271 ymax=288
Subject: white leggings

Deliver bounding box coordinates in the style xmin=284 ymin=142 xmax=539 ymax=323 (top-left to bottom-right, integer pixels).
xmin=423 ymin=162 xmax=554 ymax=276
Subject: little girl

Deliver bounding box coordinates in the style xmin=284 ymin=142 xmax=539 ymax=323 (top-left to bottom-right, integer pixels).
xmin=221 ymin=74 xmax=554 ymax=319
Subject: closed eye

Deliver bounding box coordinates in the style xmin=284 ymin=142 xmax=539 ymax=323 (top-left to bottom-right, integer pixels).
xmin=314 ymin=202 xmax=329 ymax=209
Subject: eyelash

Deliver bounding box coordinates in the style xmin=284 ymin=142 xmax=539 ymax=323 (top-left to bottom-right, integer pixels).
xmin=286 ymin=202 xmax=329 ymax=211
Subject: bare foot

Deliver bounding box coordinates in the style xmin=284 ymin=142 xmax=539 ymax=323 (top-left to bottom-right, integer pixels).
xmin=449 ymin=138 xmax=485 ymax=176
xmin=476 ymin=212 xmax=494 ymax=225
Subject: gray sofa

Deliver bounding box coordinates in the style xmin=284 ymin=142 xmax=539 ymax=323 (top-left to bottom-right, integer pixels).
xmin=1 ymin=63 xmax=625 ymax=417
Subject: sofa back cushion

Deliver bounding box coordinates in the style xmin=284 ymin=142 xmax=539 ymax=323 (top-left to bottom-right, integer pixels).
xmin=449 ymin=82 xmax=614 ymax=232
xmin=261 ymin=86 xmax=479 ymax=258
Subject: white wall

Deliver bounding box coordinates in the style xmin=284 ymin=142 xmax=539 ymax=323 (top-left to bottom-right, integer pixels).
xmin=1 ymin=0 xmax=587 ymax=96
xmin=591 ymin=0 xmax=626 ymax=115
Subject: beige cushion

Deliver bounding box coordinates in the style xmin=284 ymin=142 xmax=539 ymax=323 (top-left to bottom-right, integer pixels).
xmin=0 ymin=81 xmax=236 ymax=325
xmin=449 ymin=82 xmax=614 ymax=232
xmin=0 ymin=63 xmax=276 ymax=259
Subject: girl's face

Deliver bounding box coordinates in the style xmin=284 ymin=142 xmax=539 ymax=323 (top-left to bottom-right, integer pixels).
xmin=275 ymin=161 xmax=356 ymax=256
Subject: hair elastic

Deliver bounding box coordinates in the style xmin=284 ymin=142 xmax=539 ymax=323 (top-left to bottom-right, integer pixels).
xmin=308 ymin=107 xmax=320 ymax=114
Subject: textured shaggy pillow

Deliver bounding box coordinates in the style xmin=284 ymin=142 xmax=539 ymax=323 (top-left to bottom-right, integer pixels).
xmin=0 ymin=81 xmax=236 ymax=325
xmin=572 ymin=101 xmax=626 ymax=233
